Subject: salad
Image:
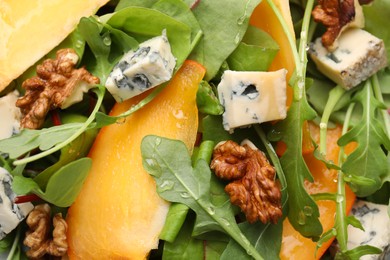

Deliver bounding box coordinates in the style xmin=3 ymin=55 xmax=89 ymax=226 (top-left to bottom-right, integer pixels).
xmin=0 ymin=0 xmax=389 ymax=259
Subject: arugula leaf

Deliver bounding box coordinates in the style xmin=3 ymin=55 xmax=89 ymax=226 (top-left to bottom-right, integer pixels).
xmin=0 ymin=86 xmax=105 ymax=165
xmin=227 ymin=26 xmax=279 ymax=72
xmin=33 ymin=114 xmax=97 ymax=189
xmin=183 ymin=0 xmax=261 ymax=80
xmin=12 ymin=158 xmax=92 ymax=207
xmin=338 ymin=81 xmax=390 ymax=197
xmin=141 ymin=135 xmax=264 ymax=260
xmin=267 ymin=0 xmax=322 ymax=239
xmin=107 ymin=6 xmax=192 ymax=69
xmin=0 ymin=123 xmax=84 ymax=159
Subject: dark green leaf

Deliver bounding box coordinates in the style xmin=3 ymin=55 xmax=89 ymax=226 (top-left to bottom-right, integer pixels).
xmin=221 ymin=221 xmax=283 ymax=260
xmin=227 ymin=26 xmax=279 ymax=72
xmin=273 ymin=96 xmax=322 ymax=239
xmin=345 ymin=216 xmax=364 ymax=231
xmin=363 ymin=1 xmax=390 ymax=60
xmin=185 ymin=0 xmax=261 ymax=80
xmin=162 ymin=213 xmax=203 ymax=260
xmin=107 ymin=6 xmax=192 ymax=69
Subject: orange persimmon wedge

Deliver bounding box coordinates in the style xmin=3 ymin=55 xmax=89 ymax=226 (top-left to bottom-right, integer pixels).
xmin=250 ymin=0 xmax=295 ymax=106
xmin=280 ymin=124 xmax=357 ymax=259
xmin=66 ymin=60 xmax=206 ymax=259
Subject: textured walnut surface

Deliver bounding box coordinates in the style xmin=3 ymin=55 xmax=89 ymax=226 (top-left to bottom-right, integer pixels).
xmin=312 ymin=0 xmax=359 ymax=50
xmin=16 ymin=48 xmax=99 ymax=129
xmin=24 ymin=204 xmax=68 ymax=259
xmin=211 ymin=140 xmax=282 ymax=224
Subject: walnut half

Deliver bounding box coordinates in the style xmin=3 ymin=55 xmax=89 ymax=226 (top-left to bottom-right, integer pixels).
xmin=23 ymin=204 xmax=68 ymax=259
xmin=312 ymin=0 xmax=365 ymax=51
xmin=210 ymin=140 xmax=282 ymax=224
xmin=16 ymin=48 xmax=100 ymax=129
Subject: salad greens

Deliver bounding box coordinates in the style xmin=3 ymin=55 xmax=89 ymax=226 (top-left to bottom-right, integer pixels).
xmin=0 ymin=0 xmax=389 ymax=259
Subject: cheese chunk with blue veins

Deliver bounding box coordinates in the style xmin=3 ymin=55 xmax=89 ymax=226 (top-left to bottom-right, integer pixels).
xmin=0 ymin=167 xmax=34 ymax=239
xmin=309 ymin=28 xmax=387 ymax=90
xmin=218 ymin=69 xmax=287 ymax=132
xmin=105 ymin=32 xmax=176 ymax=102
xmin=0 ymin=90 xmax=21 ymax=140
xmin=347 ymin=200 xmax=390 ymax=260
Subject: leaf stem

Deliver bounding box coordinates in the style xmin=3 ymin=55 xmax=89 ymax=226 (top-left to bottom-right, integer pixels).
xmin=335 ymin=102 xmax=355 ymax=252
xmin=319 ymin=85 xmax=346 ymax=155
xmin=6 ymin=226 xmax=21 ymax=260
xmin=371 ymin=74 xmax=390 ymax=136
xmin=13 ymin=86 xmax=105 ymax=165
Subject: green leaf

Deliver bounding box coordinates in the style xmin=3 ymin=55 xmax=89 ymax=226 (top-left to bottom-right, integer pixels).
xmin=107 ymin=6 xmax=192 ymax=69
xmin=12 ymin=158 xmax=92 ymax=207
xmin=221 ymin=221 xmax=283 ymax=260
xmin=78 ymin=16 xmax=138 ymax=83
xmin=196 ymin=81 xmax=224 ymax=115
xmin=162 ymin=213 xmax=204 ymax=260
xmin=185 ymin=0 xmax=261 ymax=80
xmin=274 ymin=97 xmax=322 ymax=239
xmin=33 ymin=114 xmax=97 ymax=189
xmin=363 ymin=1 xmax=390 ymax=61
xmin=336 ymin=245 xmax=383 ymax=260
xmin=227 ymin=26 xmax=279 ymax=72
xmin=0 ymin=123 xmax=84 ymax=159
xmin=338 ymin=82 xmax=390 ymax=197
xmin=141 ymin=135 xmax=264 ymax=260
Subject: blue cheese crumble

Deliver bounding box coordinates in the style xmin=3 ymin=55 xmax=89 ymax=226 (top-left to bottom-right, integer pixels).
xmin=347 ymin=200 xmax=390 ymax=260
xmin=105 ymin=31 xmax=176 ymax=102
xmin=217 ymin=69 xmax=287 ymax=132
xmin=0 ymin=90 xmax=21 ymax=140
xmin=0 ymin=167 xmax=33 ymax=239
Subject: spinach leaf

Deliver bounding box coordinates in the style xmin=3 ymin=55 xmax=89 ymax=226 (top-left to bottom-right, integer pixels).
xmin=363 ymin=1 xmax=390 ymax=60
xmin=78 ymin=16 xmax=138 ymax=83
xmin=152 ymin=0 xmax=202 ymax=45
xmin=12 ymin=158 xmax=92 ymax=207
xmin=227 ymin=26 xmax=279 ymax=72
xmin=115 ymin=0 xmax=157 ymax=10
xmin=338 ymin=81 xmax=390 ymax=197
xmin=221 ymin=221 xmax=282 ymax=260
xmin=107 ymin=6 xmax=192 ymax=69
xmin=141 ymin=135 xmax=264 ymax=260
xmin=184 ymin=0 xmax=261 ymax=80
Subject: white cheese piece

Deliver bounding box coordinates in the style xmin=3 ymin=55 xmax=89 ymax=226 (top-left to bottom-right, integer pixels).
xmin=217 ymin=69 xmax=287 ymax=132
xmin=347 ymin=200 xmax=390 ymax=260
xmin=0 ymin=167 xmax=33 ymax=239
xmin=0 ymin=90 xmax=21 ymax=140
xmin=60 ymin=81 xmax=95 ymax=109
xmin=309 ymin=28 xmax=388 ymax=90
xmin=105 ymin=31 xmax=176 ymax=102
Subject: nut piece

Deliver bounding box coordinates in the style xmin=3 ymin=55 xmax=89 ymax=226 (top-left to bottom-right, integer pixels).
xmin=24 ymin=204 xmax=68 ymax=259
xmin=211 ymin=140 xmax=282 ymax=224
xmin=16 ymin=48 xmax=100 ymax=129
xmin=312 ymin=0 xmax=364 ymax=51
